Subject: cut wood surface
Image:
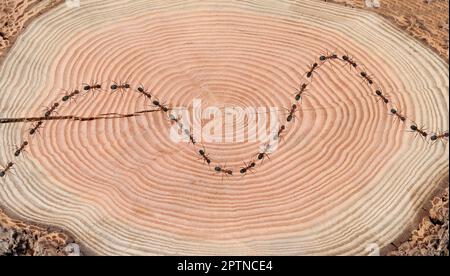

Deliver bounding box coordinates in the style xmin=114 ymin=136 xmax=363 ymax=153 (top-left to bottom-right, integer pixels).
xmin=0 ymin=0 xmax=448 ymax=255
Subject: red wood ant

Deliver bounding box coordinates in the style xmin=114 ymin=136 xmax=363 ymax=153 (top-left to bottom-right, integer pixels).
xmin=240 ymin=160 xmax=256 ymax=175
xmin=14 ymin=141 xmax=29 ymax=157
xmin=273 ymin=125 xmax=286 ymax=141
xmin=305 ymin=62 xmax=319 ymax=80
xmin=390 ymin=108 xmax=407 ymax=122
xmin=410 ymin=123 xmax=428 ymax=139
xmin=136 ymin=85 xmax=152 ymax=101
xmin=83 ymin=81 xmax=102 ymax=92
xmin=29 ymin=121 xmax=44 ymax=135
xmin=430 ymin=131 xmax=449 ymax=144
xmin=341 ymin=54 xmax=358 ymax=69
xmin=169 ymin=114 xmax=181 ymax=124
xmin=44 ymin=103 xmax=59 ymax=117
xmin=319 ymin=51 xmax=338 ymax=62
xmin=294 ymin=83 xmax=308 ymax=102
xmin=186 ymin=129 xmax=196 ymax=145
xmin=375 ymin=90 xmax=389 ymax=104
xmin=61 ymin=89 xmax=80 ymax=102
xmin=111 ymin=81 xmax=131 ymax=93
xmin=0 ymin=162 xmax=14 ymax=178
xmin=198 ymin=148 xmax=212 ymax=165
xmin=214 ymin=165 xmax=233 ymax=176
xmin=287 ymin=104 xmax=298 ymax=122
xmin=360 ymin=71 xmax=374 ymax=85
xmin=152 ymin=99 xmax=169 ymax=112
xmin=257 ymin=143 xmax=272 ymax=165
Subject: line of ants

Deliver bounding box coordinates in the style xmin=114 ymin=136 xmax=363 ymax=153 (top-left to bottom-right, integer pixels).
xmin=2 ymin=51 xmax=449 ymax=179
xmin=1 ymin=81 xmax=171 ymax=178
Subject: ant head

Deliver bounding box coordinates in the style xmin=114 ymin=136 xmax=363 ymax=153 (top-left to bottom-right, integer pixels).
xmin=227 ymin=170 xmax=233 ymax=175
xmin=73 ymin=90 xmax=80 ymax=94
xmin=257 ymin=153 xmax=264 ymax=160
xmin=240 ymin=168 xmax=247 ymax=174
xmin=7 ymin=162 xmax=13 ymax=167
xmin=342 ymin=55 xmax=349 ymax=61
xmin=125 ymin=84 xmax=131 ymax=88
xmin=292 ymin=104 xmax=297 ymax=109
xmin=162 ymin=107 xmax=169 ymax=112
xmin=312 ymin=62 xmax=318 ymax=67
xmin=375 ymin=90 xmax=382 ymax=96
xmin=54 ymin=103 xmax=59 ymax=107
xmin=250 ymin=162 xmax=256 ymax=168
xmin=24 ymin=141 xmax=29 ymax=146
xmin=199 ymin=149 xmax=205 ymax=155
xmin=281 ymin=125 xmax=286 ymax=130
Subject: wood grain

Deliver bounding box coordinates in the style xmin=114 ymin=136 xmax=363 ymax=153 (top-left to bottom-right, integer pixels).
xmin=0 ymin=0 xmax=448 ymax=255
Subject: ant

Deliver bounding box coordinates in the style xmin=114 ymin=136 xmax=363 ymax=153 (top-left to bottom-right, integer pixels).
xmin=305 ymin=62 xmax=319 ymax=80
xmin=410 ymin=123 xmax=428 ymax=139
xmin=136 ymin=85 xmax=152 ymax=101
xmin=83 ymin=81 xmax=102 ymax=92
xmin=375 ymin=90 xmax=389 ymax=104
xmin=44 ymin=103 xmax=59 ymax=117
xmin=179 ymin=127 xmax=196 ymax=145
xmin=341 ymin=54 xmax=358 ymax=69
xmin=257 ymin=143 xmax=272 ymax=165
xmin=152 ymin=99 xmax=169 ymax=112
xmin=294 ymin=83 xmax=308 ymax=102
xmin=0 ymin=162 xmax=14 ymax=178
xmin=390 ymin=108 xmax=407 ymax=122
xmin=286 ymin=104 xmax=298 ymax=122
xmin=319 ymin=51 xmax=338 ymax=62
xmin=360 ymin=71 xmax=374 ymax=85
xmin=273 ymin=125 xmax=286 ymax=141
xmin=169 ymin=114 xmax=181 ymax=124
xmin=14 ymin=141 xmax=29 ymax=157
xmin=62 ymin=89 xmax=80 ymax=102
xmin=430 ymin=131 xmax=449 ymax=144
xmin=198 ymin=148 xmax=212 ymax=165
xmin=29 ymin=121 xmax=44 ymax=135
xmin=186 ymin=129 xmax=196 ymax=145
xmin=214 ymin=165 xmax=233 ymax=176
xmin=240 ymin=160 xmax=256 ymax=175
xmin=111 ymin=81 xmax=131 ymax=93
